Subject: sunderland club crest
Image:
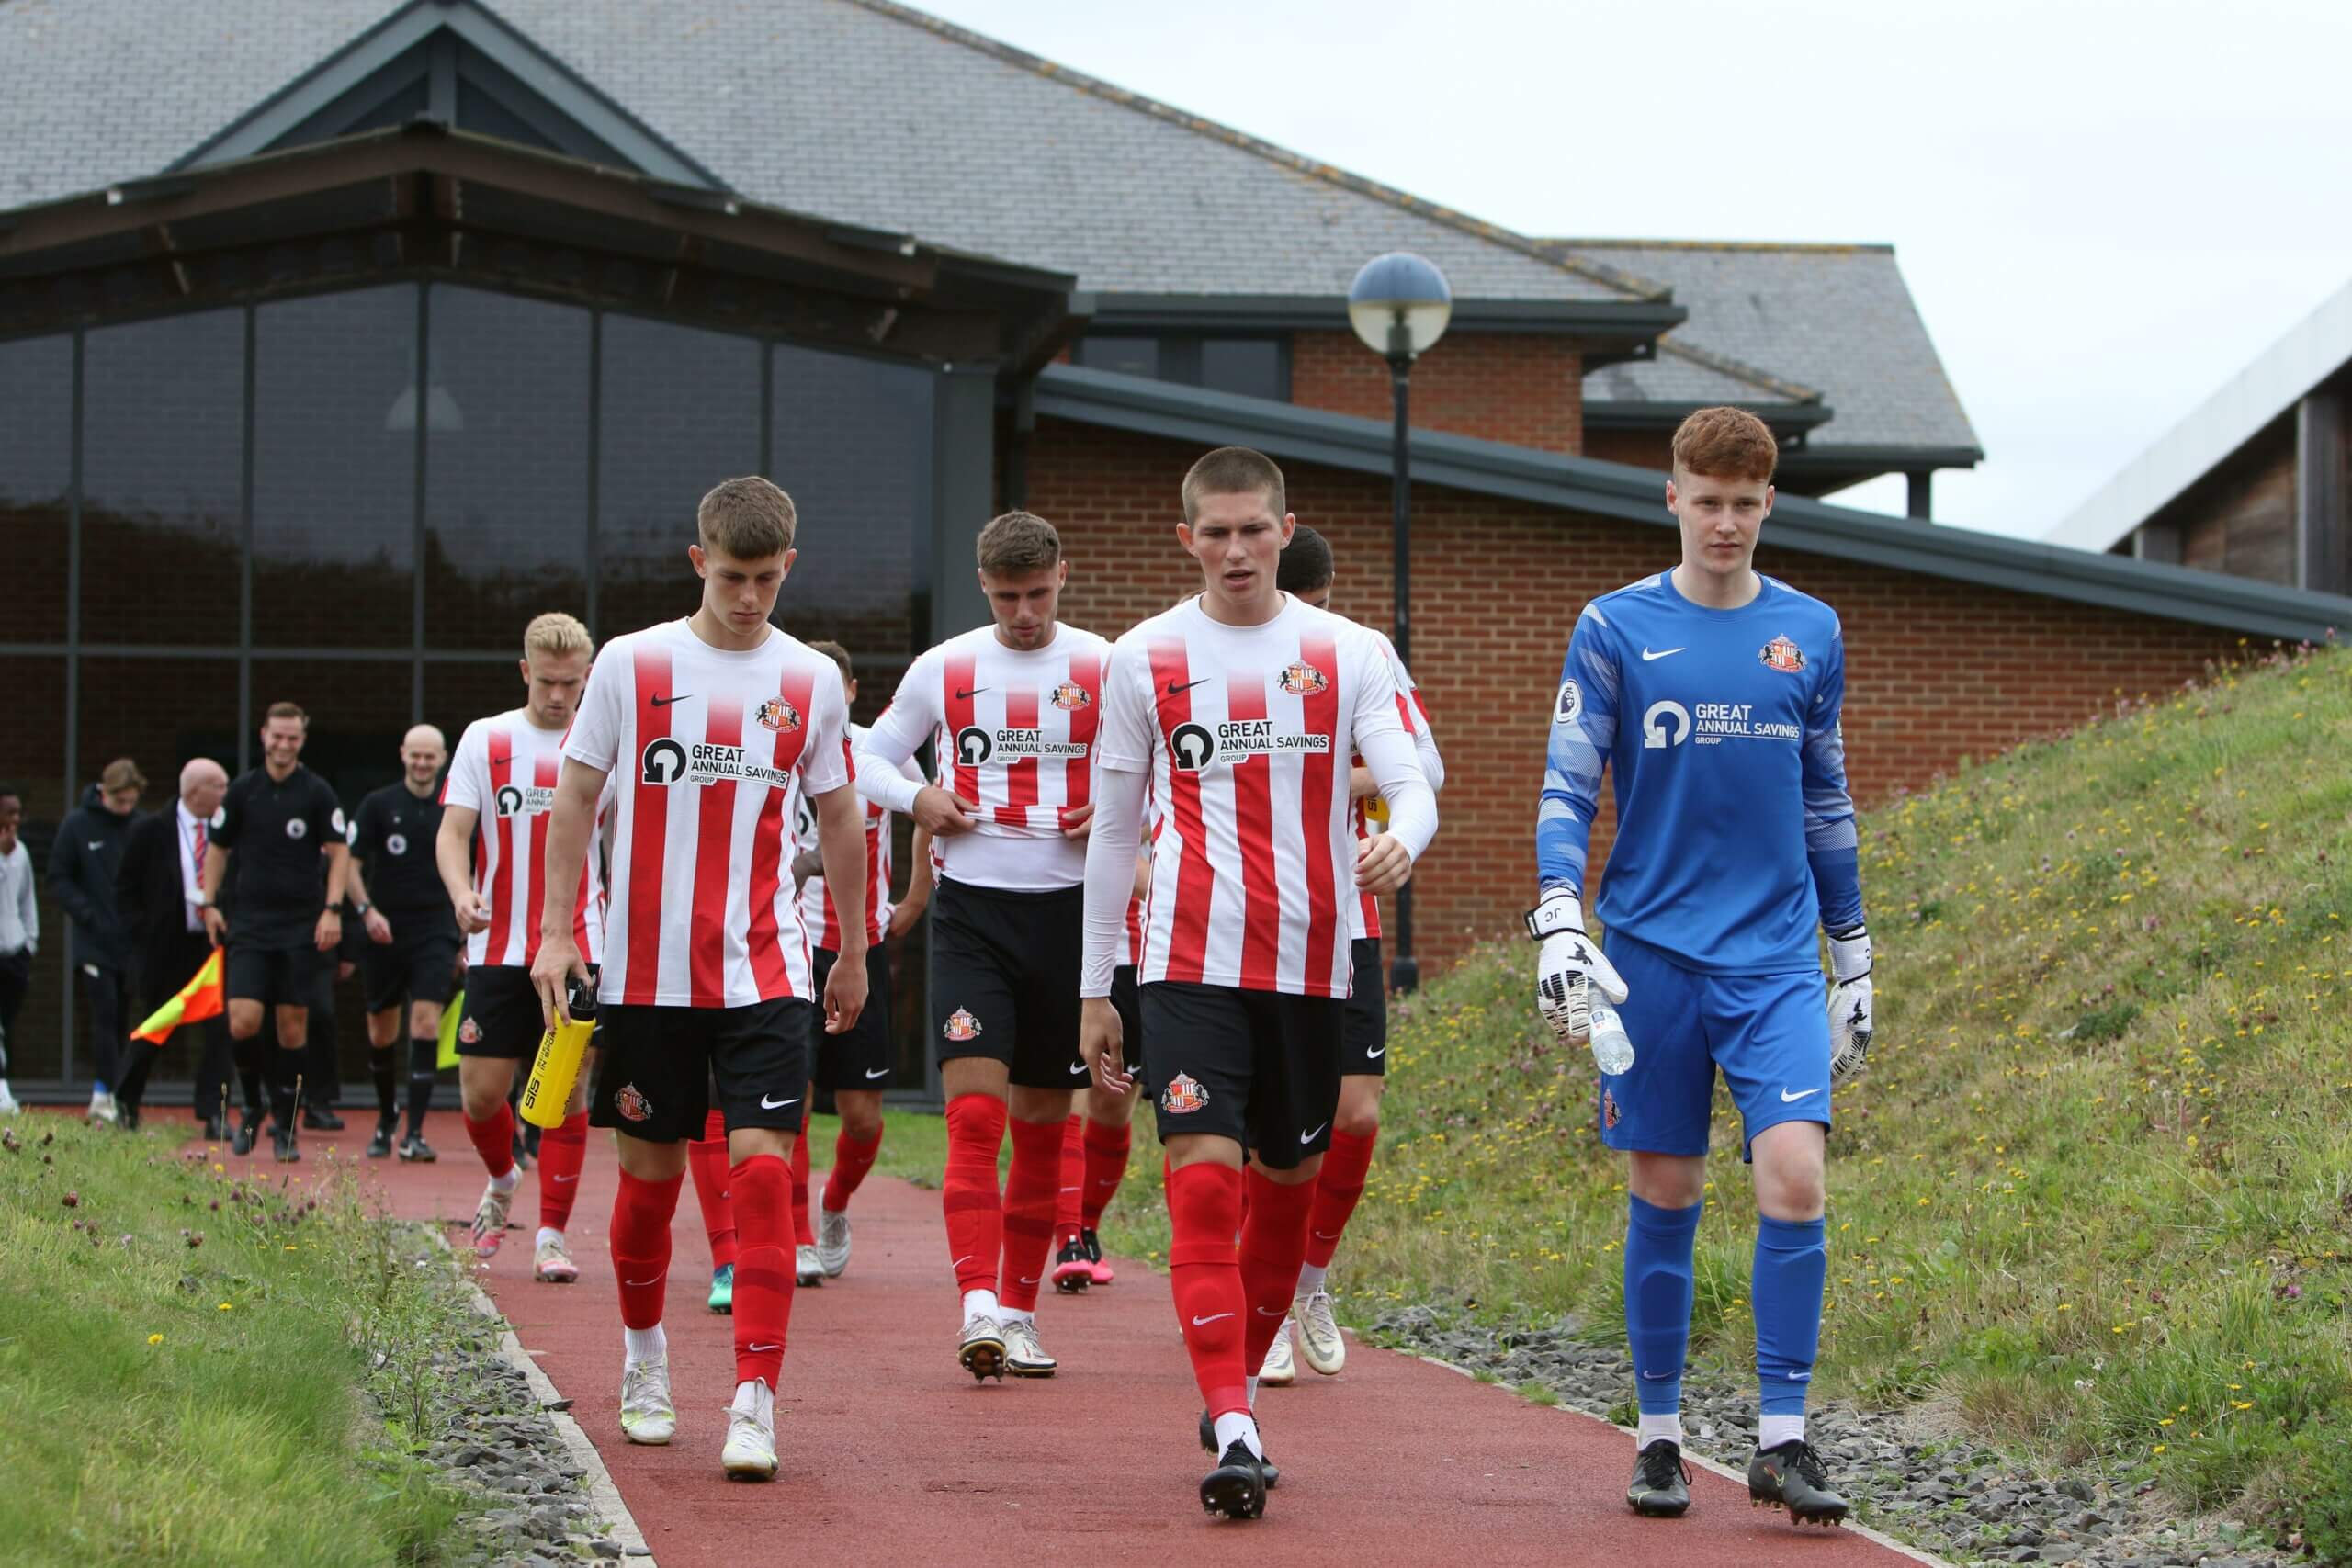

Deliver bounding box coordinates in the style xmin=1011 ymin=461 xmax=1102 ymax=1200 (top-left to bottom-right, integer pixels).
xmin=1758 ymin=635 xmax=1806 ymax=673
xmin=614 ymin=1083 xmax=653 ymax=1122
xmin=943 ymin=1008 xmax=982 ymax=1043
xmin=1159 ymin=1072 xmax=1209 ymax=1115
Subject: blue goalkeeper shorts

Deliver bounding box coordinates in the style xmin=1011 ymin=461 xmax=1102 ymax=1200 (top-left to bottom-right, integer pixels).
xmin=1595 ymin=929 xmax=1831 ymax=1160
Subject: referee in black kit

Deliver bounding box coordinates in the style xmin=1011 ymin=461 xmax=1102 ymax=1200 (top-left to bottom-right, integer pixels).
xmin=198 ymin=702 xmax=349 ymax=1162
xmin=347 ymin=724 xmax=459 ymax=1161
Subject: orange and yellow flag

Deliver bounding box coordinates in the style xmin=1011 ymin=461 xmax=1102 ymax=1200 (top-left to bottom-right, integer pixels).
xmin=132 ymin=949 xmax=225 ymax=1044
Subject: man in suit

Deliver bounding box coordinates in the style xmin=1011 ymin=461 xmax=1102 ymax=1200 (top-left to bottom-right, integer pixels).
xmin=115 ymin=758 xmax=235 ymax=1136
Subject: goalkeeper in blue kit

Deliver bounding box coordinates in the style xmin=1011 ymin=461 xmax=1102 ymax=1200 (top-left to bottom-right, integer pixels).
xmin=1528 ymin=406 xmax=1875 ymax=1526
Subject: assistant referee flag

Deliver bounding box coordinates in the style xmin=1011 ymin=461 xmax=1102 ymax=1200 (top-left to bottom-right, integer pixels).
xmin=130 ymin=949 xmax=225 ymax=1044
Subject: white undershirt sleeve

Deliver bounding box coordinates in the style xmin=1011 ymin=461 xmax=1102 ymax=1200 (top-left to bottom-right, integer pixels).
xmin=1358 ymin=725 xmax=1436 ymax=862
xmin=1080 ymin=762 xmax=1148 ymax=998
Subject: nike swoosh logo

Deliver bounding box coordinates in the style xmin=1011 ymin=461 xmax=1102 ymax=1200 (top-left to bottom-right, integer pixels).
xmin=1641 ymin=1370 xmax=1674 ymax=1380
xmin=1165 ymin=678 xmax=1209 ymax=694
xmin=1019 ymin=1276 xmax=1040 ymax=1286
xmin=951 ymin=1256 xmax=974 ymax=1269
xmin=760 ymin=1094 xmax=799 ymax=1110
xmin=1314 ymin=1230 xmax=1343 ymax=1240
xmin=1365 ymin=1046 xmax=1385 ymax=1059
xmin=1299 ymin=1123 xmax=1327 ymax=1144
xmin=488 ymin=755 xmax=511 ymax=768
xmin=865 ymin=1067 xmax=888 ymax=1079
xmin=625 ymin=1274 xmax=664 ymax=1287
xmin=552 ymin=1173 xmax=578 ymax=1183
xmin=1190 ymin=1312 xmax=1234 ymax=1326
xmin=650 ymin=694 xmax=693 ymax=706
xmin=1069 ymin=1061 xmax=1088 ymax=1075
xmin=1788 ymin=1371 xmax=1811 ymax=1381
xmin=1640 ymin=647 xmax=1686 ymax=661
xmin=1780 ymin=1087 xmax=1822 ymax=1103
xmin=89 ymin=840 xmax=104 ymax=851
xmin=1255 ymin=1306 xmax=1283 ymax=1317
xmin=955 ymin=688 xmax=989 ymax=699
xmin=749 ymin=1342 xmax=782 ymax=1353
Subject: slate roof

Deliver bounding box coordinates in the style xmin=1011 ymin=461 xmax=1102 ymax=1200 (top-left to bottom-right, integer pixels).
xmin=0 ymin=0 xmax=1653 ymax=305
xmin=1555 ymin=241 xmax=1984 ymax=459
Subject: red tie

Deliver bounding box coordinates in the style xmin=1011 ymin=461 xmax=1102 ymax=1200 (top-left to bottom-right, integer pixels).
xmin=193 ymin=819 xmax=207 ymax=883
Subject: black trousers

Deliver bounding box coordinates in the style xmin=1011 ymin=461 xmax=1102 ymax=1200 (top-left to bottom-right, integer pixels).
xmin=0 ymin=947 xmax=30 ymax=1077
xmin=80 ymin=961 xmax=128 ymax=1095
xmin=118 ymin=931 xmax=237 ymax=1122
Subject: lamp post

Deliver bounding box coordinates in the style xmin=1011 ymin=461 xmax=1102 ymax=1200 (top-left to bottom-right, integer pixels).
xmin=1346 ymin=251 xmax=1451 ymax=995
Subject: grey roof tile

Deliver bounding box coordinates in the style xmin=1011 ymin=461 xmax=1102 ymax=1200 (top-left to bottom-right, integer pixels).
xmin=1556 ymin=241 xmax=1982 ymax=457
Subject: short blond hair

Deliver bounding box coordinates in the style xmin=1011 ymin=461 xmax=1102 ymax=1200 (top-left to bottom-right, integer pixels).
xmin=523 ymin=612 xmax=593 ymax=661
xmin=698 ymin=476 xmax=797 ymax=558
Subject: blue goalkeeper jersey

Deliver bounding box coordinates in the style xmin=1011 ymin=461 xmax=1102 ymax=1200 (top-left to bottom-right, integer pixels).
xmin=1537 ymin=570 xmax=1861 ymax=975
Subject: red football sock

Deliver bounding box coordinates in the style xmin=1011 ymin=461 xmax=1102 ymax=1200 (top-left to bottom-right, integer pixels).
xmin=1167 ymin=1161 xmax=1249 ymax=1420
xmin=1052 ymin=1112 xmax=1085 ymax=1247
xmin=1303 ymin=1126 xmax=1378 ymax=1269
xmin=729 ymin=1153 xmax=795 ymax=1388
xmin=609 ymin=1167 xmax=684 ymax=1331
xmin=1080 ymin=1117 xmax=1131 ymax=1229
xmin=537 ymin=1111 xmax=589 ymax=1233
xmin=943 ymin=1094 xmax=1007 ymax=1294
xmin=822 ymin=1123 xmax=884 ymax=1212
xmin=789 ymin=1109 xmax=814 ymax=1247
xmin=1240 ymin=1165 xmax=1318 ymax=1370
xmin=999 ymin=1114 xmax=1065 ymax=1311
xmin=686 ymin=1107 xmax=737 ymax=1268
xmin=463 ymin=1101 xmax=517 ymax=1181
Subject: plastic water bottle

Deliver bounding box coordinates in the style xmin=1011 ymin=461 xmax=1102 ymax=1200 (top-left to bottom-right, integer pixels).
xmin=1588 ymin=1000 xmax=1635 ymax=1077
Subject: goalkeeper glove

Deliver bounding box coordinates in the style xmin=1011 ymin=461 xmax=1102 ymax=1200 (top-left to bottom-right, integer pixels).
xmin=1527 ymin=892 xmax=1628 ymax=1048
xmin=1827 ymin=924 xmax=1873 ymax=1083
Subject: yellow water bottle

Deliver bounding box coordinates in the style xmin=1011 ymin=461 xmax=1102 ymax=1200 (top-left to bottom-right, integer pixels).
xmin=1363 ymin=793 xmax=1390 ymax=831
xmin=520 ymin=976 xmax=597 ymax=1129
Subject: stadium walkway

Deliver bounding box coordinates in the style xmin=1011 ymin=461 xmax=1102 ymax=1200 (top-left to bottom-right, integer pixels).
xmin=323 ymin=1120 xmax=1927 ymax=1566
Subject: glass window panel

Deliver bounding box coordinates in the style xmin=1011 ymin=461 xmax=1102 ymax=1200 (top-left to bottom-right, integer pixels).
xmin=254 ymin=287 xmax=418 ymax=648
xmin=423 ymin=659 xmax=537 ymax=741
xmin=0 ymin=335 xmax=73 ymax=644
xmin=1201 ymin=338 xmax=1284 ymax=402
xmin=247 ymin=659 xmax=415 ymax=815
xmin=596 ymin=315 xmax=761 ymax=637
xmin=769 ymin=344 xmax=933 ymax=661
xmin=82 ymin=310 xmax=244 ymax=646
xmin=1072 ymin=336 xmax=1159 ymax=380
xmin=0 ymin=656 xmax=68 ymax=1081
xmin=423 ymin=288 xmax=592 ymax=649
xmin=76 ymin=657 xmax=242 ymax=805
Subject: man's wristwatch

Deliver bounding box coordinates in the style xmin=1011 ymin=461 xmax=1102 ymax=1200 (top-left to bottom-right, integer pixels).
xmin=193 ymin=892 xmax=213 ymax=909
xmin=348 ymin=900 xmax=370 ymax=918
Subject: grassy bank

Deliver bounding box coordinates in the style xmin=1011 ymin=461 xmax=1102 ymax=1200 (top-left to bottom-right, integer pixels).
xmin=0 ymin=1118 xmax=473 ymax=1566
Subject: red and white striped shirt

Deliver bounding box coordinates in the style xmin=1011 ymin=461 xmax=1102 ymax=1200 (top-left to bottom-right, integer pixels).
xmin=443 ymin=710 xmax=604 ymax=968
xmin=1352 ymin=629 xmax=1443 ymax=942
xmin=790 ymin=723 xmax=921 ymax=951
xmin=1096 ymin=596 xmax=1419 ymax=998
xmin=563 ymin=619 xmax=852 ymax=1009
xmin=854 ymin=623 xmax=1113 ymax=892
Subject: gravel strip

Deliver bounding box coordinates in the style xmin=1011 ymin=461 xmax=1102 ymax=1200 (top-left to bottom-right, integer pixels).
xmin=376 ymin=1232 xmax=644 ymax=1565
xmin=1362 ymin=1304 xmax=2293 ymax=1568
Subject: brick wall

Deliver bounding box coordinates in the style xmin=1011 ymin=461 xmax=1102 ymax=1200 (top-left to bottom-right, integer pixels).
xmin=1288 ymin=331 xmax=1585 ymax=455
xmin=1030 ymin=418 xmax=2246 ymax=965
xmin=1581 ymin=427 xmax=1673 ymax=470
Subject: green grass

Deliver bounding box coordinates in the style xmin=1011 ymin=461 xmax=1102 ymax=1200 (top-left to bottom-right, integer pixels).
xmin=0 ymin=1120 xmax=471 ymax=1566
xmin=1079 ymin=644 xmax=2352 ymax=1552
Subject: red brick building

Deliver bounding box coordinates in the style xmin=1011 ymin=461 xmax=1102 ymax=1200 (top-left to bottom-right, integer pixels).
xmin=2 ymin=0 xmax=2346 ymax=1094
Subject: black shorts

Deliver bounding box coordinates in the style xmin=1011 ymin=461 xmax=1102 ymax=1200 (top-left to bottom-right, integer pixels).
xmin=225 ymin=942 xmax=320 ymax=1010
xmin=590 ymin=997 xmax=813 ymax=1144
xmin=1139 ymin=979 xmax=1344 ymax=1170
xmin=455 ymin=964 xmax=544 ymax=1060
xmin=811 ymin=944 xmax=893 ymax=1090
xmin=361 ymin=929 xmax=462 ymax=1014
xmin=929 ymin=878 xmax=1087 ymax=1091
xmin=1111 ymin=964 xmax=1144 ymax=1081
xmin=1341 ymin=937 xmax=1386 ymax=1077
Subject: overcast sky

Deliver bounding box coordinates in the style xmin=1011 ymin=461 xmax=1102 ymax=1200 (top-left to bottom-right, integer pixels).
xmin=916 ymin=0 xmax=2352 ymax=540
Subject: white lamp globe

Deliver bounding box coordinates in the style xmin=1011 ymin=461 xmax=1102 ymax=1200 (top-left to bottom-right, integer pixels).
xmin=1347 ymin=252 xmax=1453 ymax=360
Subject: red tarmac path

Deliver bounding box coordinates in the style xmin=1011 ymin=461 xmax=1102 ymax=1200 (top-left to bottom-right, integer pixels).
xmin=259 ymin=1116 xmax=1928 ymax=1568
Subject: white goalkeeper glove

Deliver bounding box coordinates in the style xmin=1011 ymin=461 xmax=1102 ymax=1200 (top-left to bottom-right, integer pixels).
xmin=1527 ymin=892 xmax=1627 ymax=1047
xmin=1826 ymin=924 xmax=1873 ymax=1084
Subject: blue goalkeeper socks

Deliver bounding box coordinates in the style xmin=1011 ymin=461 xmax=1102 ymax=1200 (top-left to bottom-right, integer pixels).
xmin=1623 ymin=1193 xmax=1703 ymax=1415
xmin=1753 ymin=1213 xmax=1827 ymax=1416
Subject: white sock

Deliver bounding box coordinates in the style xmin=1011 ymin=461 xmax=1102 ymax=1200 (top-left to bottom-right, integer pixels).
xmin=623 ymin=1324 xmax=666 ymax=1366
xmin=997 ymin=1306 xmax=1035 ymax=1327
xmin=1295 ymin=1262 xmax=1329 ymax=1298
xmin=1211 ymin=1411 xmax=1264 ymax=1460
xmin=489 ymin=1165 xmax=521 ymax=1194
xmin=536 ymin=1226 xmax=565 ymax=1250
xmin=1245 ymin=1374 xmax=1260 ymax=1406
xmin=962 ymin=1288 xmax=1000 ymax=1322
xmin=1759 ymin=1414 xmax=1806 ymax=1450
xmin=730 ymin=1378 xmax=773 ymax=1418
xmin=1635 ymin=1412 xmax=1684 ymax=1449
